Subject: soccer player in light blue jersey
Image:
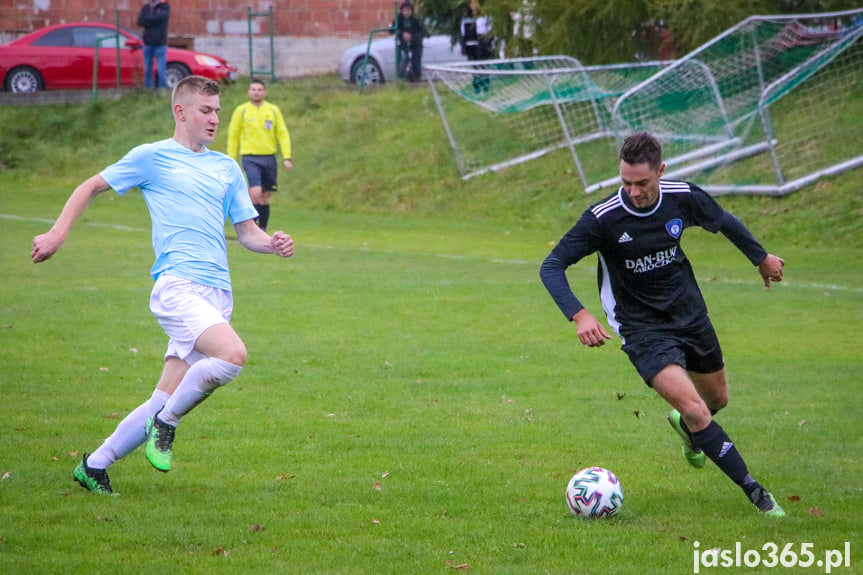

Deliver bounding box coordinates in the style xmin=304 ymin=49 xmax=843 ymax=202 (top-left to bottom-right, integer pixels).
xmin=32 ymin=76 xmax=295 ymax=495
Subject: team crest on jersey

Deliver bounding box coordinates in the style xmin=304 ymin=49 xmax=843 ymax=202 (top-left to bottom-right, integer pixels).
xmin=666 ymin=218 xmax=683 ymax=239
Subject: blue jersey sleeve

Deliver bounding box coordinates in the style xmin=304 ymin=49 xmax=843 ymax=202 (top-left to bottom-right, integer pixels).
xmin=100 ymin=143 xmax=154 ymax=195
xmin=225 ymin=159 xmax=258 ymax=225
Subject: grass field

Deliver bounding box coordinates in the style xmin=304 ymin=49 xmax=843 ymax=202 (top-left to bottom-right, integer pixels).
xmin=1 ymin=76 xmax=861 ymax=574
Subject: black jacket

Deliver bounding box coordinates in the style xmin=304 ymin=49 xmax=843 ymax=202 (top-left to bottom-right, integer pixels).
xmin=137 ymin=0 xmax=170 ymax=46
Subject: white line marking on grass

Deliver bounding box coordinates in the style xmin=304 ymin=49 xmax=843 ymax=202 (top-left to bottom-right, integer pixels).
xmin=6 ymin=213 xmax=860 ymax=293
xmin=1 ymin=213 xmax=146 ymax=232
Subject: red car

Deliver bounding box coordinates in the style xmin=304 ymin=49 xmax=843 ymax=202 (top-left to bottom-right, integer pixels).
xmin=0 ymin=22 xmax=237 ymax=92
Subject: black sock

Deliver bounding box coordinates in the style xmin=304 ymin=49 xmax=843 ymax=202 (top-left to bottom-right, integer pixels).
xmin=257 ymin=204 xmax=270 ymax=231
xmin=690 ymin=420 xmax=751 ymax=486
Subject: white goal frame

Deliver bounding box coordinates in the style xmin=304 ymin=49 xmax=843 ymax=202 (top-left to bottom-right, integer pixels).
xmin=426 ymin=8 xmax=863 ymax=196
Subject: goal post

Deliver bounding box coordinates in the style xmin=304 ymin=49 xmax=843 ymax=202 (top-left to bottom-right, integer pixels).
xmin=426 ymin=8 xmax=863 ymax=197
xmin=425 ymin=57 xmax=672 ymax=187
xmin=611 ymin=8 xmax=863 ymax=196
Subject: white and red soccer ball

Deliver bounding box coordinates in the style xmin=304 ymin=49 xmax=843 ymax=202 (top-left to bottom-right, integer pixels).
xmin=565 ymin=467 xmax=623 ymax=518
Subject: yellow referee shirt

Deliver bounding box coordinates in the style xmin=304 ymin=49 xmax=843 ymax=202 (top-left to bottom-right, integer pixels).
xmin=227 ymin=101 xmax=291 ymax=160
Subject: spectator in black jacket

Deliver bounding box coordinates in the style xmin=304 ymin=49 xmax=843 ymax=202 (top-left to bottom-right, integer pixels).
xmin=137 ymin=0 xmax=171 ymax=89
xmin=392 ymin=1 xmax=425 ymax=82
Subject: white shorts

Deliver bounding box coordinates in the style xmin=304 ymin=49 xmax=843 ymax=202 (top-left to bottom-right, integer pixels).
xmin=149 ymin=274 xmax=233 ymax=363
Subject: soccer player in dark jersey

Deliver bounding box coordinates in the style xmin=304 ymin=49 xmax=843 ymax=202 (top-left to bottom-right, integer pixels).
xmin=540 ymin=132 xmax=786 ymax=516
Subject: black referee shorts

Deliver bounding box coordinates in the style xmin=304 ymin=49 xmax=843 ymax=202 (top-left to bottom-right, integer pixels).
xmin=242 ymin=154 xmax=279 ymax=192
xmin=621 ymin=319 xmax=724 ymax=385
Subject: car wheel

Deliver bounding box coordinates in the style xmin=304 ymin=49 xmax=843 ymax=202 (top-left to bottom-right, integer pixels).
xmin=350 ymin=57 xmax=384 ymax=85
xmin=164 ymin=62 xmax=191 ymax=88
xmin=4 ymin=66 xmax=44 ymax=93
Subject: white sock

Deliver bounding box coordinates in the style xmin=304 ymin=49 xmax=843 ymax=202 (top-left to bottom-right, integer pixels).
xmin=87 ymin=389 xmax=171 ymax=470
xmin=159 ymin=357 xmax=242 ymax=427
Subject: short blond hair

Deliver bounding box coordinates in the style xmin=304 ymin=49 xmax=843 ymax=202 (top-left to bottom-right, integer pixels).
xmin=171 ymin=75 xmax=220 ymax=107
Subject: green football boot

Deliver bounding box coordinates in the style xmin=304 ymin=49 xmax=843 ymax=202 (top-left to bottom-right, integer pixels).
xmin=73 ymin=453 xmax=118 ymax=495
xmin=751 ymin=488 xmax=786 ymax=517
xmin=145 ymin=413 xmax=176 ymax=472
xmin=667 ymin=410 xmax=707 ymax=469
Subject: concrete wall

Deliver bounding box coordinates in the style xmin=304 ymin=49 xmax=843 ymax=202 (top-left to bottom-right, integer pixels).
xmin=198 ymin=35 xmax=368 ymax=77
xmin=1 ymin=0 xmax=400 ymax=77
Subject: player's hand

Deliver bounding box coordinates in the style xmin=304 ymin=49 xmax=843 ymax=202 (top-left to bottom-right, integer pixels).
xmin=758 ymin=254 xmax=785 ymax=289
xmin=572 ymin=309 xmax=612 ymax=347
xmin=271 ymin=231 xmax=294 ymax=258
xmin=31 ymin=230 xmax=65 ymax=263
xmin=283 ymin=159 xmax=292 ymax=171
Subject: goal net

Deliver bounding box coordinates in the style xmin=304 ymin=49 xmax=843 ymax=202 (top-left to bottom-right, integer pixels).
xmin=426 ymin=9 xmax=863 ymax=196
xmin=425 ymin=56 xmax=673 ymax=185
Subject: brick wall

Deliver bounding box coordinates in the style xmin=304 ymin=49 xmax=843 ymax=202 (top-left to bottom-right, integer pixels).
xmin=0 ymin=0 xmax=400 ymax=37
xmin=1 ymin=0 xmax=403 ymax=77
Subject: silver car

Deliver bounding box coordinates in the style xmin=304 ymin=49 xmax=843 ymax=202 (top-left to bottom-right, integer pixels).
xmin=338 ymin=34 xmax=467 ymax=85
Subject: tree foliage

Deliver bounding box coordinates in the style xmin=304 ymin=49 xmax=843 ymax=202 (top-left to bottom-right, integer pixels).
xmin=417 ymin=0 xmax=862 ymax=64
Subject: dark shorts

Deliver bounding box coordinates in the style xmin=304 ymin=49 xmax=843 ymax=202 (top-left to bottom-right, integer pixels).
xmin=621 ymin=319 xmax=724 ymax=385
xmin=241 ymin=155 xmax=278 ymax=192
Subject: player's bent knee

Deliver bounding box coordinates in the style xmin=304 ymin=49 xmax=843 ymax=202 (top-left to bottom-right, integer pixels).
xmin=210 ymin=357 xmax=243 ymax=388
xmin=217 ymin=342 xmax=247 ymax=367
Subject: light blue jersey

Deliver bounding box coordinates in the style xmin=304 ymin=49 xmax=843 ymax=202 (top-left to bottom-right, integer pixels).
xmin=101 ymin=138 xmax=257 ymax=291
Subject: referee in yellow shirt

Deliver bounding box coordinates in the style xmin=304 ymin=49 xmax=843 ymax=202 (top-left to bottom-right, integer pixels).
xmin=227 ymin=78 xmax=292 ymax=231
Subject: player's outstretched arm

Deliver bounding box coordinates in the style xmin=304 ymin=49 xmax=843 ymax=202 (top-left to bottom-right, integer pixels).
xmin=234 ymin=219 xmax=294 ymax=258
xmin=32 ymin=174 xmax=111 ymax=263
xmin=758 ymin=253 xmax=785 ymax=290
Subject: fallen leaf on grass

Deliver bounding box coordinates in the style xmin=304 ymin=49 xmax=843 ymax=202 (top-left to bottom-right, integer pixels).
xmin=212 ymin=547 xmax=229 ymax=557
xmin=248 ymin=524 xmax=265 ymax=532
xmin=787 ymin=495 xmax=801 ymax=502
xmin=444 ymin=560 xmax=470 ymax=570
xmin=2 ymin=472 xmax=10 ymax=479
xmin=99 ymin=367 xmax=110 ymax=372
xmin=275 ymin=473 xmax=296 ymax=480
xmin=381 ymin=470 xmax=390 ymax=478
xmin=371 ymin=518 xmax=380 ymax=524
xmin=797 ymin=420 xmax=806 ymax=426
xmin=373 ymin=482 xmax=382 ymax=491
xmin=809 ymin=506 xmax=823 ymax=518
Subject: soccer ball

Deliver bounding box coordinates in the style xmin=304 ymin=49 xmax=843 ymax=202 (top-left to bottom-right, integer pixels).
xmin=565 ymin=467 xmax=623 ymax=518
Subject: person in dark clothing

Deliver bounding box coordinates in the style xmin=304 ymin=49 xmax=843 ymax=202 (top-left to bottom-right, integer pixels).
xmin=460 ymin=0 xmax=494 ymax=93
xmin=540 ymin=132 xmax=787 ymax=517
xmin=392 ymin=0 xmax=425 ymax=82
xmin=461 ymin=0 xmax=494 ymax=61
xmin=137 ymin=0 xmax=171 ymax=89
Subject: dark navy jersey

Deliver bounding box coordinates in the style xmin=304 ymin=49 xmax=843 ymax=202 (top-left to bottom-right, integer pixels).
xmin=540 ymin=180 xmax=767 ymax=339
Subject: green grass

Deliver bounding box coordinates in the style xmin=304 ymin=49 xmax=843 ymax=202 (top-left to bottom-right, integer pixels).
xmin=1 ymin=76 xmax=862 ymax=574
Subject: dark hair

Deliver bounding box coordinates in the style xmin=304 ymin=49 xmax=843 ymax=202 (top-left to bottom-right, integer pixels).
xmin=172 ymin=75 xmax=219 ymax=105
xmin=400 ymin=0 xmax=413 ymax=9
xmin=250 ymin=78 xmax=266 ymax=88
xmin=619 ymin=132 xmax=662 ymax=171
